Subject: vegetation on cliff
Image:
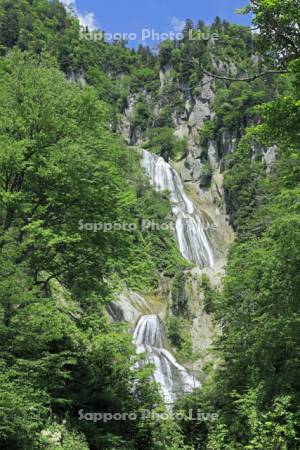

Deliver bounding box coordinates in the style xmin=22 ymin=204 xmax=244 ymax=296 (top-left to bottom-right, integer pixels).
xmin=0 ymin=0 xmax=299 ymax=448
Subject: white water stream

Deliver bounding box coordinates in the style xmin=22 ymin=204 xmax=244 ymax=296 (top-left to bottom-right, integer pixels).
xmin=141 ymin=149 xmax=214 ymax=267
xmin=133 ymin=315 xmax=200 ymax=404
xmin=129 ymin=149 xmax=216 ymax=403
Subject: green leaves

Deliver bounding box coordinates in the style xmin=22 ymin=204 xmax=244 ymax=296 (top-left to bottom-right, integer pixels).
xmin=249 ymin=0 xmax=300 ymax=65
xmin=0 ymin=370 xmax=50 ymax=449
xmin=145 ymin=127 xmax=187 ymax=161
xmin=0 ymin=41 xmax=189 ymax=448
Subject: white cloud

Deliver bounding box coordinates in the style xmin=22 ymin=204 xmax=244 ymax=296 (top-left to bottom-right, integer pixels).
xmin=78 ymin=12 xmax=97 ymax=30
xmin=60 ymin=0 xmax=98 ymax=30
xmin=170 ymin=17 xmax=185 ymax=33
xmin=60 ymin=0 xmax=75 ymax=7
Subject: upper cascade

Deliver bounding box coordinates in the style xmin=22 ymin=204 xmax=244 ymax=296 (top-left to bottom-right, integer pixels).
xmin=141 ymin=149 xmax=215 ymax=268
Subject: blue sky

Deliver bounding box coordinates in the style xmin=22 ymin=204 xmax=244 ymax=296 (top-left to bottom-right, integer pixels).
xmin=62 ymin=0 xmax=252 ymax=46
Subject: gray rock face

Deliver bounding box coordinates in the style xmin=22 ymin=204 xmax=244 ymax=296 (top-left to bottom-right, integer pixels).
xmin=179 ymin=151 xmax=212 ymax=187
xmin=106 ymin=290 xmax=152 ymax=327
xmin=199 ymin=74 xmax=215 ymax=102
xmin=130 ymin=127 xmax=144 ymax=146
xmin=212 ymin=58 xmax=237 ymax=77
xmin=173 ymin=123 xmax=190 ymax=139
xmin=180 ymin=163 xmax=193 ymax=182
xmin=191 ymin=160 xmax=211 ymax=187
xmin=192 ymin=159 xmax=203 ymax=181
xmin=185 ymin=153 xmax=195 ymax=170
xmin=251 ymin=143 xmax=277 ymax=174
xmin=221 ymin=130 xmax=237 ymax=155
xmin=208 ymin=141 xmax=219 ymax=170
xmin=119 ymin=118 xmax=131 ymax=143
xmin=186 ymin=76 xmax=214 ymax=131
xmin=190 ymin=144 xmax=207 ymax=159
xmin=188 ymin=98 xmax=211 ymax=128
xmin=263 ymin=146 xmax=277 ymax=173
xmin=119 ymin=94 xmax=138 ymax=143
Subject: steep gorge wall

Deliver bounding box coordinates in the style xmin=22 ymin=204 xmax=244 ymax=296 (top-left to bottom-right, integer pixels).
xmin=109 ymin=70 xmax=236 ymax=388
xmin=110 ymin=39 xmax=277 ymax=393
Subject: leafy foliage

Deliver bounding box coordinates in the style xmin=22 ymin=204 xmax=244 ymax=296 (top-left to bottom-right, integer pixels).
xmin=145 ymin=127 xmax=187 ymax=161
xmin=0 ymin=1 xmax=300 ymax=449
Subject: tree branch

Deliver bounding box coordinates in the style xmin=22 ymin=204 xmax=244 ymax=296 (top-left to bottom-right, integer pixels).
xmin=198 ymin=64 xmax=291 ymax=82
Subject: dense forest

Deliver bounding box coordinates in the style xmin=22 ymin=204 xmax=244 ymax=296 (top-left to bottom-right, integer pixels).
xmin=0 ymin=0 xmax=299 ymax=449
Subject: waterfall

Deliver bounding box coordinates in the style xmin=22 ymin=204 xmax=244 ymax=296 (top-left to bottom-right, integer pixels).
xmin=131 ymin=149 xmax=215 ymax=403
xmin=133 ymin=314 xmax=200 ymax=404
xmin=141 ymin=149 xmax=214 ymax=267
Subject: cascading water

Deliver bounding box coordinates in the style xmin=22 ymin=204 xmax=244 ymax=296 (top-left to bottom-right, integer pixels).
xmin=131 ymin=149 xmax=216 ymax=403
xmin=133 ymin=314 xmax=200 ymax=404
xmin=141 ymin=150 xmax=214 ymax=267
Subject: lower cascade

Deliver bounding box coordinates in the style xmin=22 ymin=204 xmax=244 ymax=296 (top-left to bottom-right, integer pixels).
xmin=133 ymin=314 xmax=200 ymax=404
xmin=141 ymin=149 xmax=215 ymax=267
